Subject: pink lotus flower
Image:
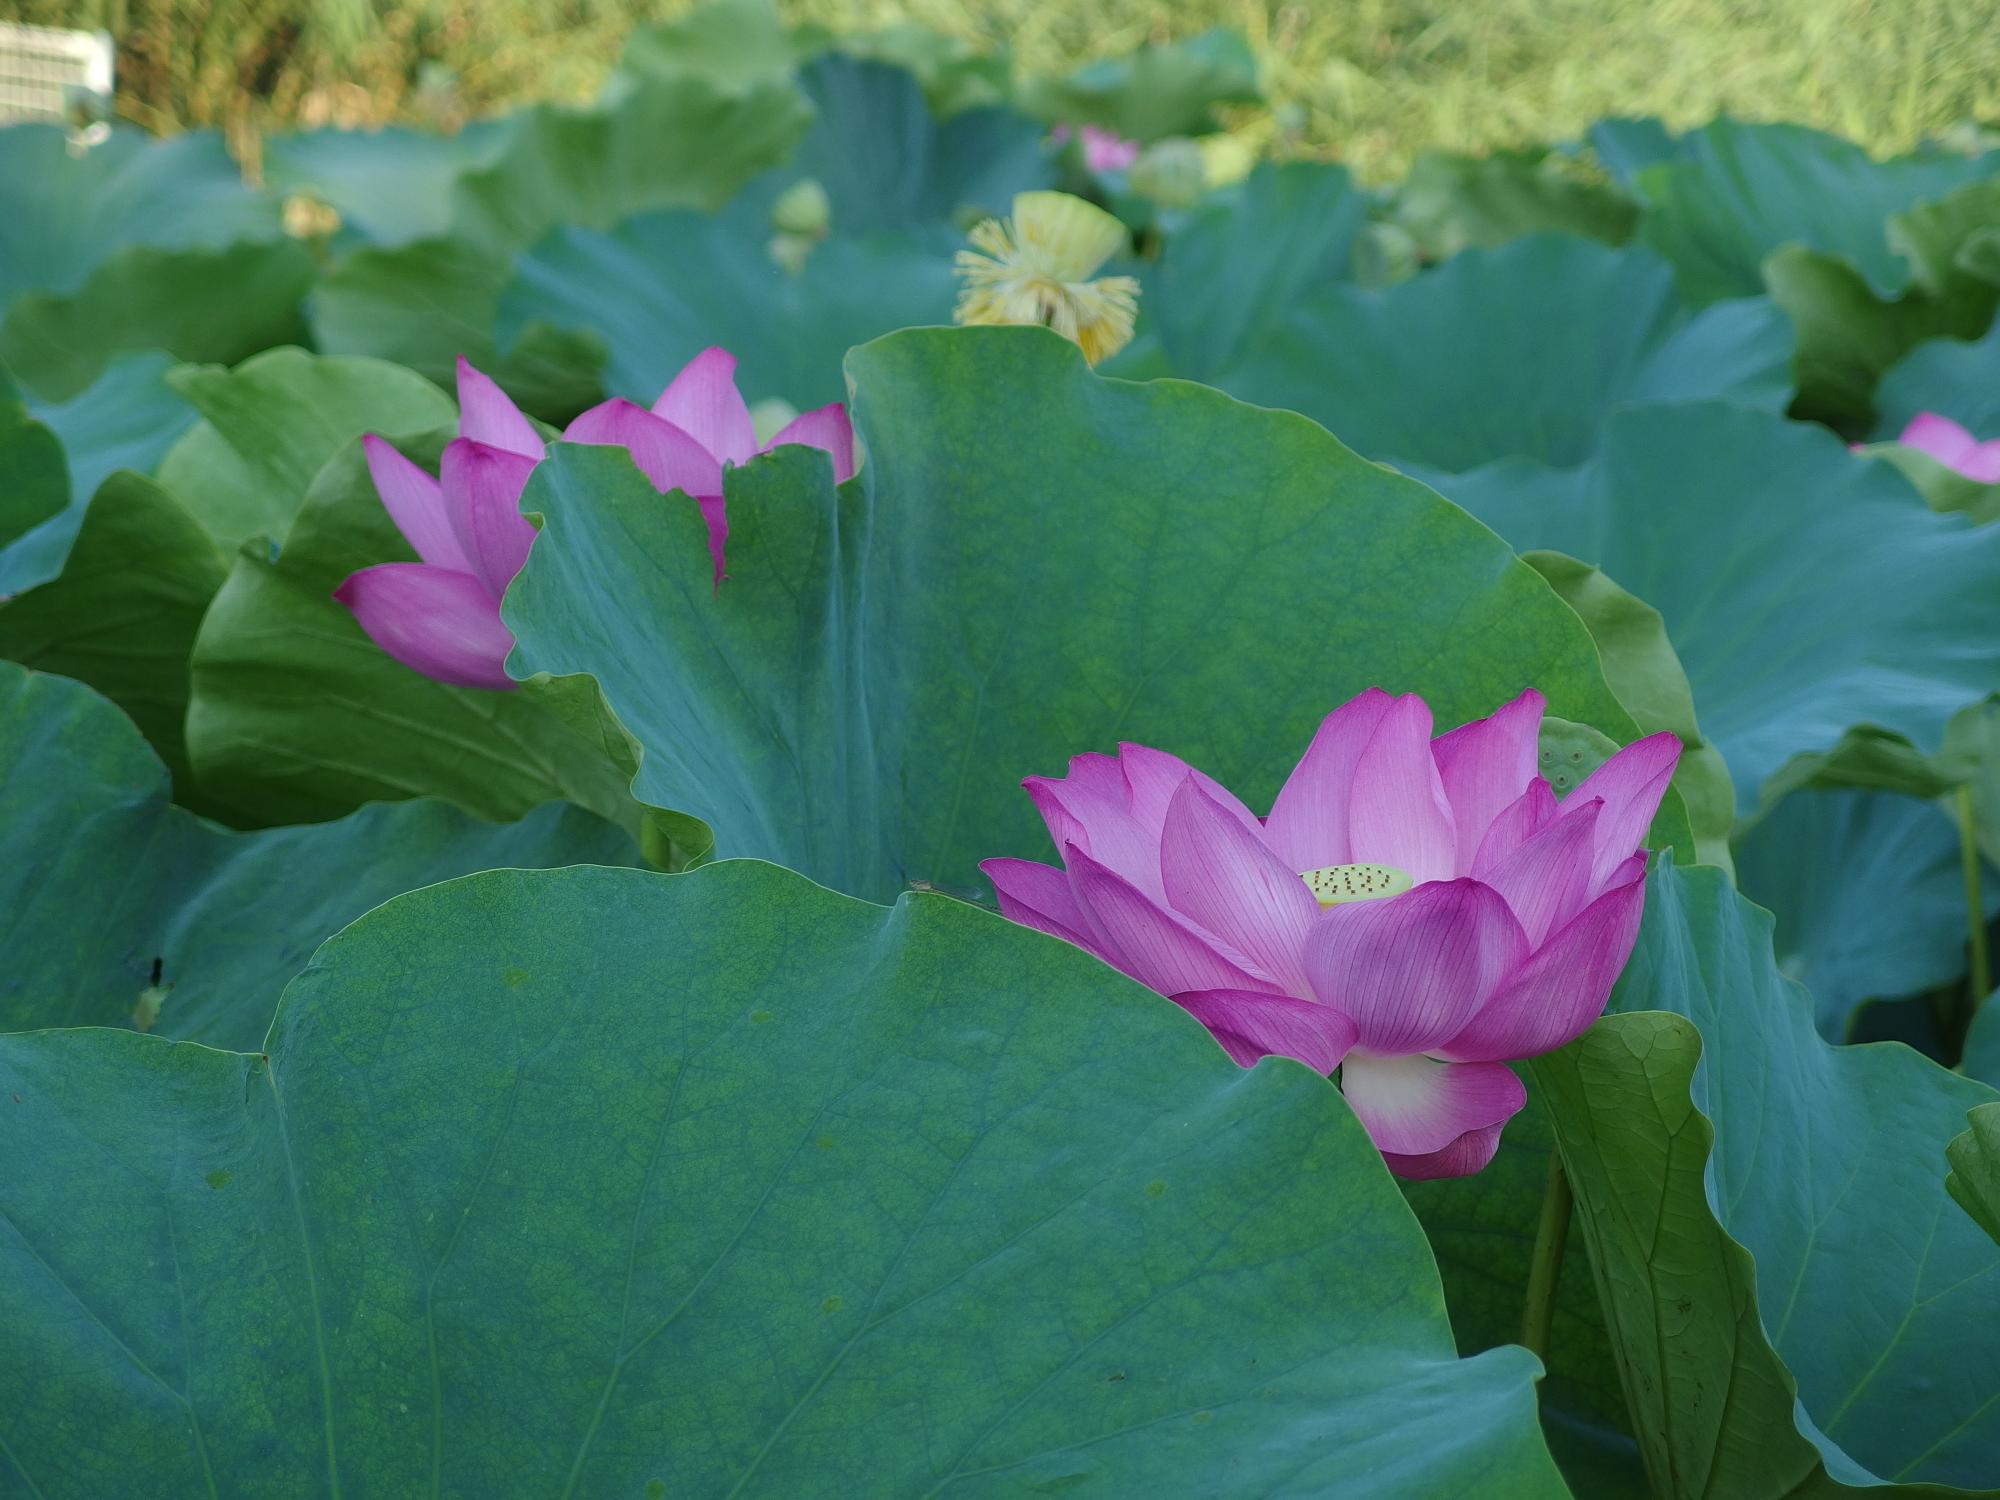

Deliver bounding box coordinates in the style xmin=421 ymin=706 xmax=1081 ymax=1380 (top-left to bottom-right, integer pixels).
xmin=335 ymin=350 xmax=855 ymax=692
xmin=562 ymin=347 xmax=856 ymax=585
xmin=981 ymin=688 xmax=1680 ymax=1180
xmin=334 ymin=359 xmax=545 ymax=691
xmin=1896 ymin=412 xmax=2000 ymax=482
xmin=1051 ymin=122 xmax=1142 ymax=173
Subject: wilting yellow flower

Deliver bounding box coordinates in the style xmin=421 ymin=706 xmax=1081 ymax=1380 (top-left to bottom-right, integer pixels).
xmin=953 ymin=191 xmax=1140 ymax=365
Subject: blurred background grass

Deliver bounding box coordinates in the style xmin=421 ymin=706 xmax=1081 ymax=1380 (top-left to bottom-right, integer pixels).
xmin=15 ymin=0 xmax=2000 ymax=179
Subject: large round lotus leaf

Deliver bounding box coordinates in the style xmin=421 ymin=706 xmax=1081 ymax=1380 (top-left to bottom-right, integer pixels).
xmin=0 ymin=125 xmax=280 ymax=307
xmin=1 ymin=239 xmax=316 ymax=404
xmin=307 ymin=235 xmax=608 ymax=423
xmin=1421 ymin=401 xmax=2000 ymax=815
xmin=1616 ymin=118 xmax=1999 ymax=302
xmin=306 ymin=70 xmax=810 ymax=419
xmin=444 ymin=75 xmax=812 ymax=255
xmin=1766 ymin=242 xmax=1996 ymax=436
xmin=1135 ymin=161 xmax=1368 ymax=385
xmin=790 ymin=53 xmax=1052 ymax=235
xmin=1534 ymin=860 xmax=2000 ymax=1496
xmin=154 ymin=346 xmax=455 ymax=551
xmin=261 ymin=122 xmax=518 ymax=248
xmin=1736 ymin=787 xmax=1996 ymax=1039
xmin=0 ymin=860 xmax=1570 ymax=1498
xmin=1022 ymin=27 xmax=1260 ymax=142
xmin=0 ymin=473 xmax=225 ymax=797
xmin=499 ymin=199 xmax=956 ymax=410
xmin=0 ymin=664 xmax=634 ymax=1050
xmin=504 ymin=325 xmax=1677 ymax=904
xmin=1587 ymin=117 xmax=1689 ymax=184
xmin=611 ymin=0 xmax=797 ymax=94
xmin=26 ymin=352 xmax=192 ymax=509
xmin=1221 ymin=236 xmax=1793 ymax=473
xmin=0 ymin=368 xmax=66 ymax=564
xmin=1389 ymin=148 xmax=1638 ymax=262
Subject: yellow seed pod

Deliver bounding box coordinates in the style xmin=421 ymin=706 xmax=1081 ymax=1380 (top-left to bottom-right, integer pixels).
xmin=952 ymin=190 xmax=1140 ymax=365
xmin=1298 ymin=864 xmax=1415 ymax=908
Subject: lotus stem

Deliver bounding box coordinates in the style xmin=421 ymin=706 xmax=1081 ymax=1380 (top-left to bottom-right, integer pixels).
xmin=1521 ymin=1147 xmax=1573 ymax=1364
xmin=1959 ymin=784 xmax=1991 ymax=1034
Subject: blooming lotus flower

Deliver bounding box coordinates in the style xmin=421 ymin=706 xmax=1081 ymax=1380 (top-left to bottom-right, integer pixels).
xmin=336 ymin=351 xmax=854 ymax=691
xmin=1052 ymin=123 xmax=1142 ymax=173
xmin=981 ymin=688 xmax=1680 ymax=1180
xmin=1896 ymin=412 xmax=2000 ymax=482
xmin=954 ymin=191 xmax=1140 ymax=365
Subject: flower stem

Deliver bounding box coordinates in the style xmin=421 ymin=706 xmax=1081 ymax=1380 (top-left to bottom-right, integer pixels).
xmin=1959 ymin=784 xmax=1991 ymax=1043
xmin=1521 ymin=1148 xmax=1573 ymax=1364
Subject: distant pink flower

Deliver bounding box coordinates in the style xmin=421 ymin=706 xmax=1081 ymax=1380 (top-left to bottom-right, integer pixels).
xmin=336 ymin=350 xmax=854 ymax=692
xmin=1897 ymin=412 xmax=2000 ymax=482
xmin=563 ymin=347 xmax=856 ymax=585
xmin=981 ymin=688 xmax=1680 ymax=1180
xmin=1051 ymin=122 xmax=1141 ymax=173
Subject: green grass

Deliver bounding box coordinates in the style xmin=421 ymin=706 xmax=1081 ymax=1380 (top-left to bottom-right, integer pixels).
xmin=19 ymin=0 xmax=2000 ymax=180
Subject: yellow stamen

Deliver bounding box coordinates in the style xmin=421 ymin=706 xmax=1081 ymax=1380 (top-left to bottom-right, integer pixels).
xmin=953 ymin=191 xmax=1140 ymax=365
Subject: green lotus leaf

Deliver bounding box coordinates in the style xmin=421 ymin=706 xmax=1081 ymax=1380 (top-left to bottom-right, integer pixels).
xmin=0 ymin=857 xmax=1578 ymax=1496
xmin=1023 ymin=27 xmax=1260 ymax=142
xmin=25 ymin=351 xmax=192 ymax=509
xmin=0 ymin=664 xmax=635 ymax=1048
xmin=789 ymin=53 xmax=1051 ymax=235
xmin=1736 ymin=788 xmax=1994 ymax=1039
xmin=803 ymin=21 xmax=1015 ymax=117
xmin=0 ymin=125 xmax=280 ymax=309
xmin=0 ymin=125 xmax=302 ymax=400
xmin=155 ymin=347 xmax=456 ymax=551
xmin=1587 ymin=117 xmax=1690 ymax=184
xmin=308 ymin=235 xmax=608 ymax=422
xmin=308 ymin=68 xmax=808 ymax=417
xmin=445 ymin=75 xmax=812 ymax=255
xmin=1405 ymin=1080 xmax=1650 ymax=1497
xmin=504 ymin=325 xmax=1683 ymax=903
xmin=1135 ymin=162 xmax=1368 ymax=384
xmin=1964 ymin=992 xmax=2000 ymax=1088
xmin=0 ymin=366 xmax=69 ymax=570
xmin=1945 ymin=1102 xmax=2000 ymax=1249
xmin=0 ymin=351 xmax=195 ymax=595
xmin=261 ymin=121 xmax=519 ymax=248
xmin=1765 ymin=244 xmax=1994 ymax=432
xmin=499 ymin=196 xmax=956 ymax=409
xmin=0 ymin=473 xmax=224 ymax=797
xmin=1621 ymin=119 xmax=1998 ymax=302
xmin=1537 ymin=860 xmax=2000 ymax=1496
xmin=1422 ymin=402 xmax=2000 ymax=816
xmin=1887 ymin=175 xmax=2000 ymax=300
xmin=1 ymin=239 xmax=316 ymax=404
xmin=611 ymin=0 xmax=797 ymax=95
xmin=1390 ymin=147 xmax=1638 ymax=262
xmin=1223 ymin=237 xmax=1793 ymax=472
xmin=1875 ymin=319 xmax=2000 ymax=447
